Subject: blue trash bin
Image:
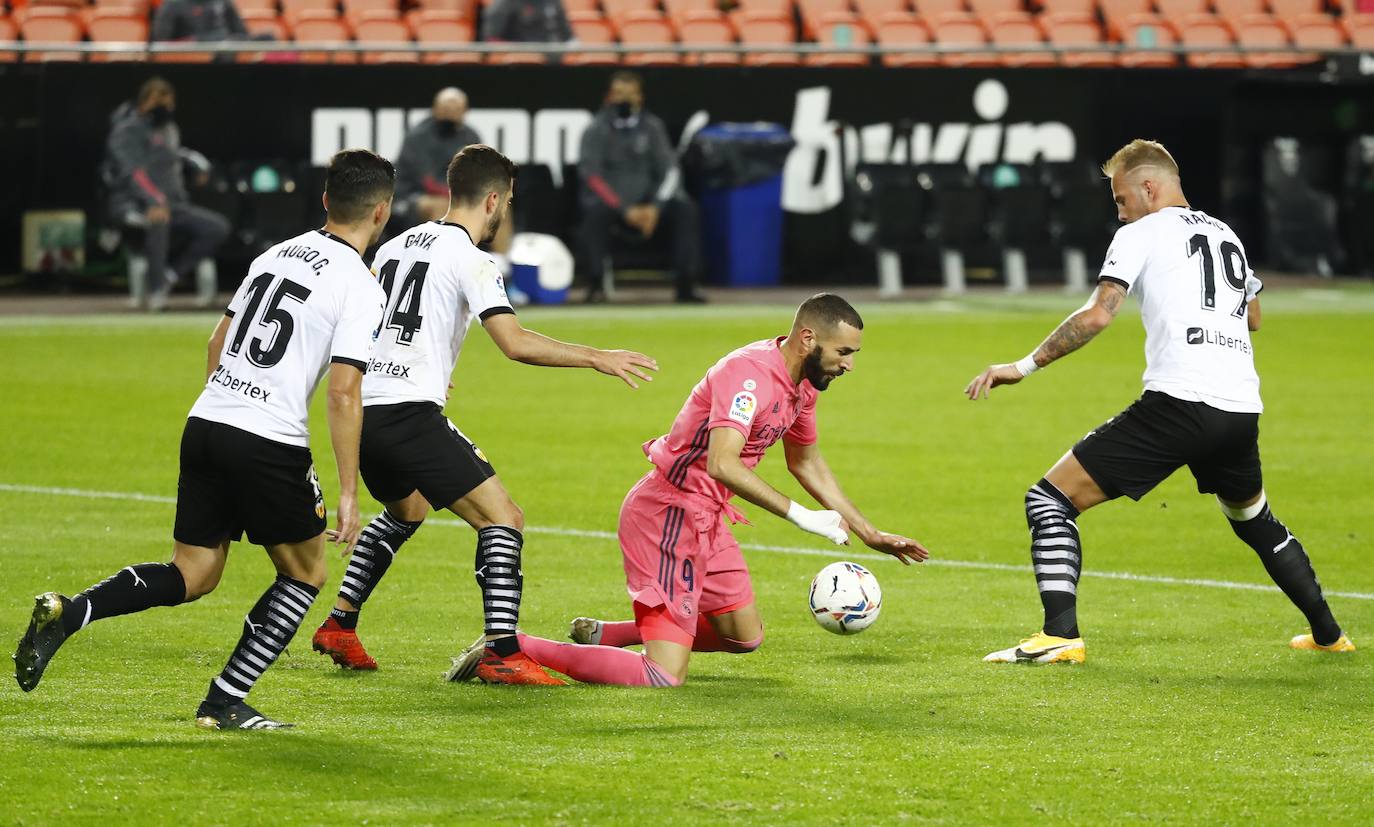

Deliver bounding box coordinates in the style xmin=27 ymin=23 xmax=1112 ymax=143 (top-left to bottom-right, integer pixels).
xmin=688 ymin=123 xmax=795 ymax=287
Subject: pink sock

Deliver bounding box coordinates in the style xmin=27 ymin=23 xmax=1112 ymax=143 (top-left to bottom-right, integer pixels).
xmin=517 ymin=633 xmax=680 ymax=687
xmin=596 ymin=620 xmax=641 ymax=647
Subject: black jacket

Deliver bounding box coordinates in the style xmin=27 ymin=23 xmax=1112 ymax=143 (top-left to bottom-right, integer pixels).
xmin=578 ymin=107 xmax=679 ymax=212
xmin=394 ymin=117 xmax=484 ymax=208
xmin=480 ymin=0 xmax=572 ymax=43
xmin=103 ymin=103 xmax=188 ymax=217
xmin=151 ymin=0 xmax=249 ymax=41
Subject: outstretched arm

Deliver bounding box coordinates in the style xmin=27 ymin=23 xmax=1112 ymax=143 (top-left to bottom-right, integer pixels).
xmin=784 ymin=440 xmax=928 ymax=565
xmin=706 ymin=428 xmax=849 ymax=545
xmin=965 ymin=280 xmax=1128 ymax=400
xmin=482 ymin=312 xmax=657 ymax=388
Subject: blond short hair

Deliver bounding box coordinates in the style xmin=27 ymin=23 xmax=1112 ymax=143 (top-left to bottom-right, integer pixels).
xmin=1101 ymin=139 xmax=1180 ymax=179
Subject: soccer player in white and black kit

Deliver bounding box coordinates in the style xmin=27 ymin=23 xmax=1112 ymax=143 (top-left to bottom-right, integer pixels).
xmin=13 ymin=150 xmax=393 ymax=728
xmin=966 ymin=139 xmax=1354 ymax=664
xmin=308 ymin=145 xmax=658 ymax=685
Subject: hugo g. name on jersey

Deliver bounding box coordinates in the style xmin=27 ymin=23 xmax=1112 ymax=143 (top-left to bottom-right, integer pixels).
xmin=362 ymin=221 xmax=514 ymax=408
xmin=188 ymin=229 xmax=387 ymax=446
xmin=1098 ymin=206 xmax=1262 ymax=414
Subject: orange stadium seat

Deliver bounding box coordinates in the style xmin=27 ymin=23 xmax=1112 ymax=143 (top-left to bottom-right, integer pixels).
xmin=603 ymin=0 xmax=659 ymax=25
xmin=912 ymin=0 xmax=966 ymax=17
xmin=283 ymin=0 xmax=339 ymax=29
xmin=618 ymin=10 xmax=681 ymax=64
xmin=344 ymin=0 xmax=399 ymax=26
xmin=1212 ymin=0 xmax=1265 ymax=22
xmin=413 ymin=0 xmax=478 ymax=18
xmin=87 ymin=7 xmax=148 ymax=61
xmin=1118 ymin=13 xmax=1179 ymax=66
xmin=876 ymin=10 xmax=939 ymax=64
xmin=291 ymin=9 xmax=358 ymax=63
xmin=664 ymin=0 xmax=716 ymax=24
xmin=931 ymin=11 xmax=997 ymax=64
xmin=0 ymin=16 xmax=16 ymax=62
xmin=562 ymin=0 xmax=600 ymax=10
xmin=564 ymin=10 xmax=619 ymax=64
xmin=19 ymin=6 xmax=84 ymax=61
xmin=1343 ymin=12 xmax=1374 ymax=47
xmin=1267 ymin=0 xmax=1325 ymax=20
xmin=353 ymin=9 xmax=414 ymax=62
xmin=1043 ymin=12 xmax=1116 ymax=65
xmin=486 ymin=49 xmax=549 ymax=63
xmin=987 ymin=10 xmax=1054 ymax=64
xmin=734 ymin=0 xmax=795 ymax=15
xmin=968 ymin=0 xmax=1023 ymax=23
xmin=411 ymin=9 xmax=479 ymax=62
xmin=1155 ymin=0 xmax=1211 ymax=20
xmin=1235 ymin=12 xmax=1300 ymax=65
xmin=853 ymin=0 xmax=909 ymax=23
xmin=1098 ymin=0 xmax=1152 ymax=36
xmin=737 ymin=10 xmax=798 ymax=63
xmin=1037 ymin=0 xmax=1094 ymax=16
xmin=1288 ymin=11 xmax=1345 ymax=47
xmin=806 ymin=10 xmax=872 ymax=65
xmin=676 ymin=9 xmax=739 ymax=65
xmin=1178 ymin=12 xmax=1244 ymax=66
xmin=797 ymin=0 xmax=853 ymax=36
xmin=236 ymin=0 xmax=279 ymax=10
xmin=241 ymin=8 xmax=288 ymax=38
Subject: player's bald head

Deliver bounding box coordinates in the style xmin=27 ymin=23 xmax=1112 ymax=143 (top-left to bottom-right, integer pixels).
xmin=1102 ymin=139 xmax=1180 ymax=184
xmin=793 ymin=293 xmax=863 ymax=336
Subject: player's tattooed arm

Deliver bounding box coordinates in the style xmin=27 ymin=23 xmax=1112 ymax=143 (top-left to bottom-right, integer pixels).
xmin=965 ymin=281 xmax=1126 ymax=400
xmin=1032 ymin=281 xmax=1126 ymax=367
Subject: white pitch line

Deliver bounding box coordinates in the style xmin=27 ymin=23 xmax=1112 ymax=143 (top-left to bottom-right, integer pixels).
xmin=4 ymin=481 xmax=1372 ymax=603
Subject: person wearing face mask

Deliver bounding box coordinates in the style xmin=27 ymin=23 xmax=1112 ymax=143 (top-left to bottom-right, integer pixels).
xmin=104 ymin=77 xmax=231 ymax=311
xmin=392 ymin=88 xmax=484 ymax=233
xmin=578 ymin=71 xmax=705 ymax=304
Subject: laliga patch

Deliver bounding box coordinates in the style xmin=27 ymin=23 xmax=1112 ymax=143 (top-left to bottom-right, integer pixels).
xmin=729 ymin=391 xmax=757 ymax=426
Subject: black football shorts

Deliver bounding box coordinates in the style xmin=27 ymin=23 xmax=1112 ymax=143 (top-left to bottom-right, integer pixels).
xmin=360 ymin=402 xmax=497 ymax=509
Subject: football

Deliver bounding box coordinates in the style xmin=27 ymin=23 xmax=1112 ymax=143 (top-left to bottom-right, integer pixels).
xmin=808 ymin=561 xmax=883 ymax=635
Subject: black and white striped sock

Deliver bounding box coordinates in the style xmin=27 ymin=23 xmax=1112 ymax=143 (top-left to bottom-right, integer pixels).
xmin=475 ymin=526 xmax=523 ymax=652
xmin=207 ymin=575 xmax=318 ymax=705
xmin=1026 ymin=478 xmax=1083 ymax=639
xmin=337 ymin=511 xmax=422 ymax=610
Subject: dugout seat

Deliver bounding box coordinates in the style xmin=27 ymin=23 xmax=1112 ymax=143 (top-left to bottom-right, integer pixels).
xmin=564 ymin=10 xmax=618 ymax=64
xmin=980 ymin=161 xmax=1048 ymax=292
xmin=851 ymin=162 xmax=925 ymax=295
xmin=916 ymin=162 xmax=986 ymax=292
xmin=877 ymin=11 xmax=939 ymax=65
xmin=676 ymin=10 xmax=739 ymax=66
xmin=1041 ymin=159 xmax=1115 ymax=289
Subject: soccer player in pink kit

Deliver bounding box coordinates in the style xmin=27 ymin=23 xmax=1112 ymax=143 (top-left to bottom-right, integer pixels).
xmin=455 ymin=293 xmax=929 ymax=687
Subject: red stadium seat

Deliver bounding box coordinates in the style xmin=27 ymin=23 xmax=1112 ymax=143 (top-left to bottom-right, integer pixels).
xmin=853 ymin=0 xmax=909 ymax=23
xmin=1343 ymin=12 xmax=1374 ymax=47
xmin=291 ymin=9 xmax=358 ymax=63
xmin=414 ymin=0 xmax=478 ymax=18
xmin=797 ymin=0 xmax=852 ymax=37
xmin=353 ymin=9 xmax=414 ymax=62
xmin=1178 ymin=12 xmax=1244 ymax=66
xmin=1043 ymin=12 xmax=1116 ymax=65
xmin=987 ymin=10 xmax=1053 ymax=64
xmin=343 ymin=0 xmax=399 ymax=26
xmin=562 ymin=0 xmax=600 ymax=10
xmin=283 ymin=0 xmax=338 ymax=24
xmin=236 ymin=0 xmax=279 ymax=10
xmin=876 ymin=10 xmax=938 ymax=64
xmin=0 ymin=16 xmax=17 ymax=62
xmin=676 ymin=9 xmax=739 ymax=65
xmin=1155 ymin=0 xmax=1210 ymax=21
xmin=664 ymin=0 xmax=716 ymax=24
xmin=411 ymin=9 xmax=478 ymax=62
xmin=1118 ymin=13 xmax=1178 ymax=66
xmin=734 ymin=0 xmax=795 ymax=15
xmin=737 ymin=9 xmax=798 ymax=63
xmin=931 ymin=10 xmax=997 ymax=65
xmin=806 ymin=10 xmax=871 ymax=65
xmin=1235 ymin=12 xmax=1300 ymax=65
xmin=564 ymin=9 xmax=619 ymax=64
xmin=603 ymin=0 xmax=658 ymax=25
xmin=618 ymin=10 xmax=681 ymax=64
xmin=911 ymin=0 xmax=965 ymax=17
xmin=87 ymin=8 xmax=148 ymax=61
xmin=1288 ymin=11 xmax=1345 ymax=48
xmin=19 ymin=6 xmax=84 ymax=61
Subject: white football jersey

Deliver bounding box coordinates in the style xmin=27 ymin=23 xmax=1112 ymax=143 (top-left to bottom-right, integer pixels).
xmin=362 ymin=221 xmax=514 ymax=408
xmin=188 ymin=229 xmax=386 ymax=447
xmin=1099 ymin=206 xmax=1263 ymax=414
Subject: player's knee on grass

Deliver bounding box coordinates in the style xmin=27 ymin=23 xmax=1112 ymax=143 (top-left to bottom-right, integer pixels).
xmin=723 ymin=629 xmax=764 ymax=653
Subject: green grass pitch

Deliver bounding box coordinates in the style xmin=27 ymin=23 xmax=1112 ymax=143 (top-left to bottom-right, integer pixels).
xmin=1 ymin=286 xmax=1372 ymax=824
